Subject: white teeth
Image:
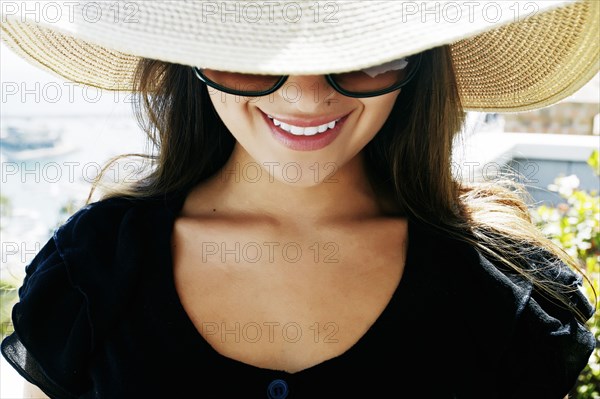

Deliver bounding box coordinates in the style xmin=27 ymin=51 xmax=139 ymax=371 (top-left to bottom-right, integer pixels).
xmin=267 ymin=114 xmax=340 ymax=136
xmin=303 ymin=126 xmax=319 ymax=136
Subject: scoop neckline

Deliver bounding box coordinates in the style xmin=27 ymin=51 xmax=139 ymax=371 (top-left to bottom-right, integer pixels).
xmin=160 ymin=190 xmax=417 ymax=376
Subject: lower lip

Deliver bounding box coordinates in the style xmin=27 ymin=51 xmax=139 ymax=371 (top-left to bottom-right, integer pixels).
xmin=262 ymin=111 xmax=349 ymax=151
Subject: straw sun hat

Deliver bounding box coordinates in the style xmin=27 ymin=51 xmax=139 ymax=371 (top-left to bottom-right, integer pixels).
xmin=1 ymin=0 xmax=598 ymax=112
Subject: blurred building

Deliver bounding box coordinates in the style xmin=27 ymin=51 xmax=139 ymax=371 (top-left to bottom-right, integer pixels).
xmin=459 ymin=74 xmax=599 ymax=207
xmin=500 ymin=73 xmax=600 ymax=135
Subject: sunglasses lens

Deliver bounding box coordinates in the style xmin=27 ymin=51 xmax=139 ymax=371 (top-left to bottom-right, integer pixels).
xmin=200 ymin=69 xmax=282 ymax=93
xmin=331 ymin=56 xmax=418 ymax=94
xmin=196 ymin=54 xmax=420 ymax=97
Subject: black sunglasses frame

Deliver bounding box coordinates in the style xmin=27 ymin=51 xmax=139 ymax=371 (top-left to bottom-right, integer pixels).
xmin=193 ymin=53 xmax=422 ymax=99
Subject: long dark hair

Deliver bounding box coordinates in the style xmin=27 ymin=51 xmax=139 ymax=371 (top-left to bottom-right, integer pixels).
xmin=87 ymin=45 xmax=594 ymax=321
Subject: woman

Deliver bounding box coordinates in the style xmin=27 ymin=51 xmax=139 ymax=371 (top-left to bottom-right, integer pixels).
xmin=1 ymin=1 xmax=597 ymax=398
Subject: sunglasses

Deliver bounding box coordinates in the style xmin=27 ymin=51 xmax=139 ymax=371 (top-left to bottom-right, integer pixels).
xmin=193 ymin=53 xmax=422 ymax=98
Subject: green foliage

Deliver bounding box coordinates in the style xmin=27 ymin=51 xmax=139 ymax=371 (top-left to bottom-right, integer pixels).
xmin=0 ymin=279 xmax=18 ymax=339
xmin=0 ymin=194 xmax=11 ymax=215
xmin=1 ymin=194 xmax=17 ymax=338
xmin=532 ymin=149 xmax=600 ymax=399
xmin=589 ymin=149 xmax=600 ymax=176
xmin=0 ymin=194 xmax=12 ymax=231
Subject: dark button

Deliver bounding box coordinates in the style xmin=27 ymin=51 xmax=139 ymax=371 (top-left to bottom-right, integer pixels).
xmin=267 ymin=379 xmax=288 ymax=399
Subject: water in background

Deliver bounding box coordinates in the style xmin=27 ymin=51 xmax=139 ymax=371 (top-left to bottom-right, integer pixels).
xmin=1 ymin=114 xmax=148 ymax=282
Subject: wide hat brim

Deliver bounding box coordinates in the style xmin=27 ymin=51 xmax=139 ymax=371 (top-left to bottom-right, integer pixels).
xmin=1 ymin=0 xmax=598 ymax=112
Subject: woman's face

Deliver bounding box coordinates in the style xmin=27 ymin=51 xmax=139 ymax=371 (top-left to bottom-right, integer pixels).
xmin=207 ymin=75 xmax=400 ymax=187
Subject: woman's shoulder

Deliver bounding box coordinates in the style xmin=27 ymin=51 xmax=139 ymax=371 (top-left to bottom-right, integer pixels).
xmin=57 ymin=192 xmax=177 ymax=230
xmin=413 ymin=221 xmax=592 ymax=309
xmin=434 ymin=223 xmax=595 ymax=326
xmin=417 ymin=222 xmax=596 ymax=396
xmin=1 ymin=192 xmax=185 ymax=398
xmin=54 ymin=191 xmax=183 ymax=249
xmin=474 ymin=245 xmax=595 ymax=396
xmin=0 ymin=195 xmax=144 ymax=398
xmin=51 ymin=191 xmax=183 ymax=299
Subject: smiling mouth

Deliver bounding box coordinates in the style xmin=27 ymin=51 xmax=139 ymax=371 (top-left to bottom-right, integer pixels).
xmin=261 ymin=110 xmax=350 ymax=151
xmin=266 ymin=115 xmax=341 ymax=136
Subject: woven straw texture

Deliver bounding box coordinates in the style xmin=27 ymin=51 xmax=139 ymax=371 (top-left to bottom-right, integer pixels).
xmin=1 ymin=0 xmax=598 ymax=112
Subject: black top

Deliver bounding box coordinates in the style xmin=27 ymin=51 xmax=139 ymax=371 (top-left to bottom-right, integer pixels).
xmin=1 ymin=190 xmax=596 ymax=399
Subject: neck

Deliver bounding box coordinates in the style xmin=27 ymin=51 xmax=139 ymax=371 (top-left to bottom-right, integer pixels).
xmin=184 ymin=144 xmax=387 ymax=226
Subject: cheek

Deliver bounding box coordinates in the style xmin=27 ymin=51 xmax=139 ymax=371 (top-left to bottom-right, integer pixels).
xmin=207 ymin=91 xmax=252 ymax=134
xmin=356 ymin=92 xmax=400 ymax=139
xmin=366 ymin=92 xmax=399 ymax=121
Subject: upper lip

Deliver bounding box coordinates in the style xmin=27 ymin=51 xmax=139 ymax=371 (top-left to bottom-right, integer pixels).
xmin=261 ymin=110 xmax=349 ymax=127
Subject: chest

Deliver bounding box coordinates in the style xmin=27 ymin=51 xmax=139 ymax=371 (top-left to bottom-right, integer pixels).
xmin=170 ymin=217 xmax=408 ymax=373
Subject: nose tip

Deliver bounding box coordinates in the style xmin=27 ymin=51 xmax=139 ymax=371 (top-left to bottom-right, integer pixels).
xmin=279 ymin=75 xmax=336 ymax=109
